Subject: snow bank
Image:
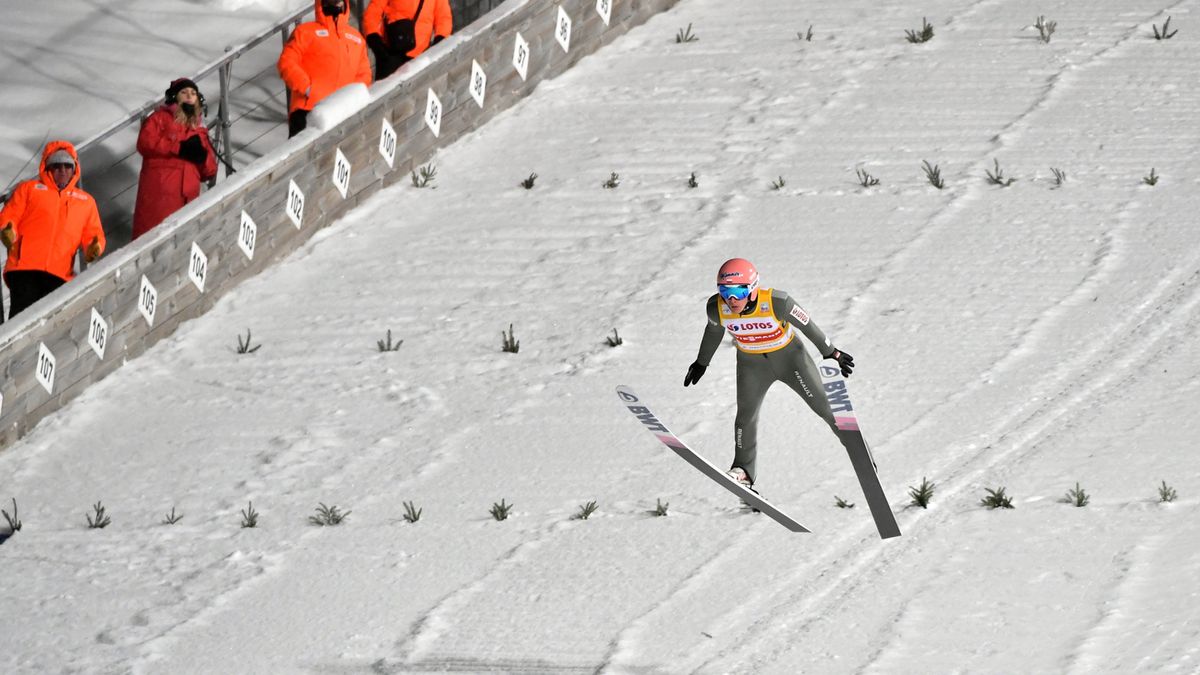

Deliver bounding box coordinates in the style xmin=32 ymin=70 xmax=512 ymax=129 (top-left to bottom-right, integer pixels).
xmin=308 ymin=83 xmax=373 ymax=133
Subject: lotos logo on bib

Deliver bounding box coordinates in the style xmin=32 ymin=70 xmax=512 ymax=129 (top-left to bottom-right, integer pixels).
xmin=729 ymin=321 xmax=773 ymax=331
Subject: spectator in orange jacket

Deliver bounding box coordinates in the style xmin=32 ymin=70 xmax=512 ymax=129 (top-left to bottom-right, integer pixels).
xmin=132 ymin=78 xmax=219 ymax=240
xmin=0 ymin=141 xmax=105 ymax=320
xmin=363 ymin=0 xmax=453 ymax=79
xmin=278 ymin=0 xmax=372 ymax=137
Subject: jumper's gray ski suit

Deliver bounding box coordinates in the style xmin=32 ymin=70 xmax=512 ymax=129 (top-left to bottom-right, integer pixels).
xmin=693 ymin=288 xmax=851 ymax=484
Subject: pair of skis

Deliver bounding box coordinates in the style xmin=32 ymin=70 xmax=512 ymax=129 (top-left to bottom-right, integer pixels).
xmin=617 ymin=366 xmax=901 ymax=539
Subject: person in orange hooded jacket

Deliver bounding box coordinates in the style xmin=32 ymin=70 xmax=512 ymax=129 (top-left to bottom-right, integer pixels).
xmin=278 ymin=0 xmax=372 ymax=137
xmin=362 ymin=0 xmax=453 ymax=79
xmin=0 ymin=141 xmax=105 ymax=321
xmin=132 ymin=78 xmax=219 ymax=239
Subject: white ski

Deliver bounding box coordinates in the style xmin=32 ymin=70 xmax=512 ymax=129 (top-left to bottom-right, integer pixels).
xmin=817 ymin=365 xmax=902 ymax=539
xmin=617 ymin=385 xmax=810 ymax=533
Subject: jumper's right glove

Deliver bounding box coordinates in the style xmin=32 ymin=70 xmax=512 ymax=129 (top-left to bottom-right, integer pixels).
xmin=827 ymin=348 xmax=855 ymax=377
xmin=683 ymin=361 xmax=707 ymax=387
xmin=178 ymin=135 xmax=207 ymax=166
xmin=0 ymin=224 xmax=14 ymax=251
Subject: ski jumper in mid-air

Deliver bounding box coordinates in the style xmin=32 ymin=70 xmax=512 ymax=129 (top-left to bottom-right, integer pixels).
xmin=684 ymin=258 xmax=857 ymax=489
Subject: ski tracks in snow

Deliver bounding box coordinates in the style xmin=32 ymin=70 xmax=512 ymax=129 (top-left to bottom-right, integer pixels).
xmin=605 ymin=0 xmax=1200 ymax=670
xmin=1065 ymin=522 xmax=1200 ymax=673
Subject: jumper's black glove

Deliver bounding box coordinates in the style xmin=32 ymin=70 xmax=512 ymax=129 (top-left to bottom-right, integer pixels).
xmin=827 ymin=348 xmax=855 ymax=377
xmin=178 ymin=135 xmax=207 ymax=166
xmin=683 ymin=361 xmax=707 ymax=387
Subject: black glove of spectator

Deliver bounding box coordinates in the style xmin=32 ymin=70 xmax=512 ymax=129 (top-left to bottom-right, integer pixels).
xmin=178 ymin=135 xmax=207 ymax=166
xmin=431 ymin=34 xmax=446 ymax=46
xmin=683 ymin=361 xmax=707 ymax=387
xmin=367 ymin=33 xmax=387 ymax=56
xmin=827 ymin=348 xmax=855 ymax=377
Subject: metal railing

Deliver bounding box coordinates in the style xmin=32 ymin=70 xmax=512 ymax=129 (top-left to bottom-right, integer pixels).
xmin=1 ymin=3 xmax=318 ymax=206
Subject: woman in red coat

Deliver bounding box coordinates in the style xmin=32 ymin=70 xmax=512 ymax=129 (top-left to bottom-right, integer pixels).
xmin=132 ymin=78 xmax=218 ymax=239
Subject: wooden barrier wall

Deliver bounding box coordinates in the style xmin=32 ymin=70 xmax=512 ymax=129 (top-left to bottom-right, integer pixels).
xmin=0 ymin=0 xmax=679 ymax=448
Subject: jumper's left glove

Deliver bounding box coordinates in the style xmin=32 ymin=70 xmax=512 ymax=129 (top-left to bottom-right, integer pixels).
xmin=85 ymin=236 xmax=102 ymax=263
xmin=683 ymin=361 xmax=707 ymax=387
xmin=827 ymin=348 xmax=855 ymax=377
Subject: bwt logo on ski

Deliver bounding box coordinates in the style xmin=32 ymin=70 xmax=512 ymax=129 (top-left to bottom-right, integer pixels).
xmin=823 ymin=380 xmax=853 ymax=413
xmin=627 ymin=406 xmax=669 ymax=433
xmin=820 ymin=365 xmax=841 ymax=379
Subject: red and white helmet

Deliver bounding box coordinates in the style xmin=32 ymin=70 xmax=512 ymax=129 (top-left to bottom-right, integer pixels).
xmin=717 ymin=258 xmax=759 ymax=301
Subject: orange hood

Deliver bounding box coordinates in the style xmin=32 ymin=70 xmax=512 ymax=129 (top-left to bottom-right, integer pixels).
xmin=39 ymin=140 xmax=81 ymax=191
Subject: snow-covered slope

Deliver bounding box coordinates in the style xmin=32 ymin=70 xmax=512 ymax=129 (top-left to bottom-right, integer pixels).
xmin=2 ymin=0 xmax=1199 ymax=672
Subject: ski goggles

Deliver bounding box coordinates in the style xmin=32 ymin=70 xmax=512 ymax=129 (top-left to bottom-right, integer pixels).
xmin=718 ymin=284 xmax=752 ymax=302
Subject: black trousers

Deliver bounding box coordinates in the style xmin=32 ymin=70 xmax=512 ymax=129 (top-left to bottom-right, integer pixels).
xmin=5 ymin=270 xmax=66 ymax=319
xmin=371 ymin=46 xmax=412 ymax=80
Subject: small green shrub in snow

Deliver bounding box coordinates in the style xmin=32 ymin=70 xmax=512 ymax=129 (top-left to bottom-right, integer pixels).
xmin=980 ymin=487 xmax=1015 ymax=509
xmin=905 ymin=18 xmax=934 ymax=44
xmin=1158 ymin=480 xmax=1177 ymax=503
xmin=403 ymin=501 xmax=422 ymax=523
xmin=309 ymin=503 xmax=351 ymax=526
xmin=687 ymin=171 xmax=698 ymax=189
xmin=799 ymin=25 xmax=814 ymax=42
xmin=501 ymin=323 xmax=520 ymax=353
xmin=908 ymin=477 xmax=935 ymax=508
xmin=835 ymin=495 xmax=855 ymax=509
xmin=922 ymin=160 xmax=945 ymax=189
xmin=602 ymin=172 xmax=621 ymax=189
xmin=86 ymin=501 xmax=112 ymax=529
xmin=1153 ymin=17 xmax=1178 ymax=40
xmin=573 ymin=500 xmax=599 ymax=520
xmin=1035 ymin=16 xmax=1056 ymax=43
xmin=653 ymin=499 xmax=670 ymax=517
xmin=856 ymin=168 xmax=880 ymax=188
xmin=770 ymin=176 xmax=786 ymax=191
xmin=161 ymin=506 xmax=183 ymax=525
xmin=675 ymin=23 xmax=698 ymax=43
xmin=377 ymin=329 xmax=403 ymax=352
xmin=236 ymin=329 xmax=261 ymax=354
xmin=986 ymin=159 xmax=1017 ymax=187
xmin=1051 ymin=167 xmax=1067 ymax=188
xmin=411 ymin=163 xmax=437 ymax=188
xmin=490 ymin=499 xmax=513 ymax=521
xmin=1143 ymin=168 xmax=1159 ymax=186
xmin=606 ymin=328 xmax=623 ymax=347
xmin=520 ymin=172 xmax=537 ymax=189
xmin=1063 ymin=482 xmax=1090 ymax=507
xmin=241 ymin=501 xmax=259 ymax=528
xmin=2 ymin=498 xmax=22 ymax=533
